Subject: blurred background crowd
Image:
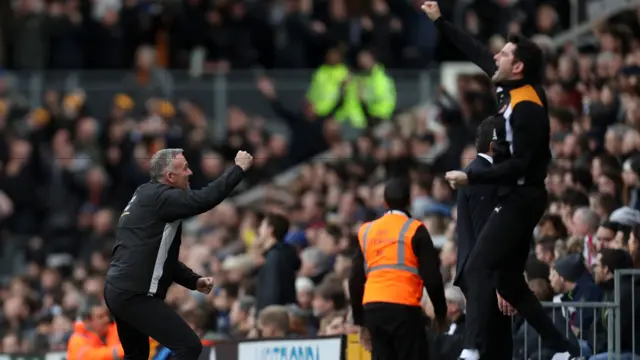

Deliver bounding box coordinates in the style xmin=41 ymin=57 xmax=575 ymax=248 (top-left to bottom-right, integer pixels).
xmin=0 ymin=0 xmax=639 ymax=358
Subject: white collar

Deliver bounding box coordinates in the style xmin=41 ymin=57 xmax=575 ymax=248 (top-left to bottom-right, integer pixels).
xmin=386 ymin=210 xmax=409 ymax=217
xmin=478 ymin=153 xmax=493 ymax=164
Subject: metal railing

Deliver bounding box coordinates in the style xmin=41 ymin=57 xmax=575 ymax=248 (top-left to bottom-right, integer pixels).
xmin=515 ymin=269 xmax=640 ymax=360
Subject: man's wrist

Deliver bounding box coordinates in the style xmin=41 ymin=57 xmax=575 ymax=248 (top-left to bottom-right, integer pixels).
xmin=190 ymin=276 xmax=202 ymax=290
xmin=465 ymin=170 xmax=475 ymax=184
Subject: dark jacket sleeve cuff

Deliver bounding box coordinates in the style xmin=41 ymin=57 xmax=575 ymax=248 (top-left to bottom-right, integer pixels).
xmin=465 ymin=169 xmax=477 ymax=184
xmin=186 ymin=274 xmax=200 ymax=291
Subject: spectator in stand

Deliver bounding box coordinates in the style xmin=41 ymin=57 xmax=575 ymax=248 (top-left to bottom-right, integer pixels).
xmin=513 ymin=278 xmax=579 ymax=360
xmin=589 ymin=248 xmax=637 ymax=358
xmin=229 ymin=296 xmax=256 ymax=339
xmin=253 ymin=213 xmax=300 ymax=314
xmin=254 ymin=305 xmax=290 ymax=339
xmin=256 ymin=76 xmax=339 ymax=168
xmin=549 ymin=254 xmax=603 ymax=339
xmin=571 ymin=207 xmax=601 ymax=266
xmin=535 ymin=236 xmax=558 ymax=266
xmin=595 ymin=221 xmax=621 ymax=250
xmin=312 ymin=280 xmax=347 ymax=321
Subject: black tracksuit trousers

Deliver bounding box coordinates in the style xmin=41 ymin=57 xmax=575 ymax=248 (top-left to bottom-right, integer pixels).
xmin=104 ymin=283 xmax=203 ymax=360
xmin=463 ymin=187 xmax=581 ymax=357
xmin=364 ymin=303 xmax=430 ymax=360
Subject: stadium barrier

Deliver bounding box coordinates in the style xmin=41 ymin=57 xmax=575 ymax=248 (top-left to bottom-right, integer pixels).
xmin=4 ymin=336 xmax=345 ymax=360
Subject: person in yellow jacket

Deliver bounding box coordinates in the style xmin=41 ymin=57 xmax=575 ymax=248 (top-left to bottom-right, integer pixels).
xmin=306 ymin=48 xmax=349 ymax=118
xmin=67 ymin=303 xmax=124 ymax=360
xmin=337 ymin=49 xmax=396 ymax=130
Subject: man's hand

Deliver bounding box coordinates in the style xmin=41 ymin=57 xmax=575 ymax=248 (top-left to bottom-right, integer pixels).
xmin=256 ymin=77 xmax=276 ymax=100
xmin=445 ymin=170 xmax=468 ymax=189
xmin=196 ymin=277 xmax=214 ymax=294
xmin=497 ymin=291 xmax=517 ymax=316
xmin=421 ymin=1 xmax=441 ymax=21
xmin=235 ymin=151 xmax=254 ymax=172
xmin=431 ymin=316 xmax=450 ymax=333
xmin=358 ymin=327 xmax=372 ymax=352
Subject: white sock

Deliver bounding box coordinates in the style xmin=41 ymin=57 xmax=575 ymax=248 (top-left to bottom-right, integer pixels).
xmin=550 ymin=352 xmax=571 ymax=360
xmin=459 ymin=349 xmax=480 ymax=360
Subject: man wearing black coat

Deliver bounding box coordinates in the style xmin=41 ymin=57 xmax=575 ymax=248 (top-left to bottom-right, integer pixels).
xmin=425 ymin=1 xmax=582 ymax=358
xmin=255 ymin=213 xmax=301 ymax=314
xmin=454 ymin=116 xmax=512 ymax=360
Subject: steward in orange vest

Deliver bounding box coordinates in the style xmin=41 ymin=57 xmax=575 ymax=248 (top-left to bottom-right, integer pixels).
xmin=348 ymin=178 xmax=448 ymax=360
xmin=67 ymin=304 xmax=124 ymax=360
xmin=67 ymin=302 xmax=157 ymax=360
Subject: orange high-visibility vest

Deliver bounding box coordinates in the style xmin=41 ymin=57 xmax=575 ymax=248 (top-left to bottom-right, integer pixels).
xmin=358 ymin=210 xmax=424 ymax=307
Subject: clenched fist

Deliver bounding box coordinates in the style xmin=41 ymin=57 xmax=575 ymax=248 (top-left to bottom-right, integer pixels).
xmin=235 ymin=151 xmax=254 ymax=172
xmin=196 ymin=277 xmax=214 ymax=294
xmin=421 ymin=1 xmax=441 ymax=21
xmin=445 ymin=170 xmax=468 ymax=189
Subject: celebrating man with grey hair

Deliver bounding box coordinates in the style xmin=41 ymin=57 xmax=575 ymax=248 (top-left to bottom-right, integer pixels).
xmin=105 ymin=149 xmax=253 ymax=360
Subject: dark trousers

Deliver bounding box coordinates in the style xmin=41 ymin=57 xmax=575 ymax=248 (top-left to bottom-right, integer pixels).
xmin=463 ymin=188 xmax=580 ymax=356
xmin=364 ymin=303 xmax=429 ymax=360
xmin=458 ymin=277 xmax=512 ymax=360
xmin=104 ymin=283 xmax=203 ymax=360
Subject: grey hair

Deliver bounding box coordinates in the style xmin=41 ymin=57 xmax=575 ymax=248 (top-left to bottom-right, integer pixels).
xmin=608 ymin=124 xmax=629 ymax=139
xmin=444 ymin=285 xmax=466 ymax=312
xmin=149 ymin=148 xmax=184 ymax=181
xmin=574 ymin=207 xmax=600 ymax=232
xmin=300 ymin=247 xmax=331 ymax=275
xmin=597 ymin=51 xmax=616 ymax=66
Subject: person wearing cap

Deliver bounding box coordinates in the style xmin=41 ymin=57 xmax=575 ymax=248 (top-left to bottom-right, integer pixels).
xmin=609 ymin=206 xmax=640 ymax=227
xmin=349 ymin=178 xmax=447 ymax=360
xmin=284 ymin=231 xmax=308 ymax=252
xmin=549 ymin=254 xmax=603 ymax=339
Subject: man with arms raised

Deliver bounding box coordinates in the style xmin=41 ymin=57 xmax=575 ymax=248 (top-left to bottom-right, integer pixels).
xmin=422 ymin=2 xmax=583 ymax=359
xmin=105 ymin=149 xmax=253 ymax=359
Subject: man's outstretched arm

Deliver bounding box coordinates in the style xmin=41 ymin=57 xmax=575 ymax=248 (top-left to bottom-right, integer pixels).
xmin=422 ymin=1 xmax=497 ymax=77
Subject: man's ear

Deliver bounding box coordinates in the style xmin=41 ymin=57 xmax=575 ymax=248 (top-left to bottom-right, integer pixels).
xmin=488 ymin=141 xmax=494 ymax=155
xmin=513 ymin=61 xmax=524 ymax=77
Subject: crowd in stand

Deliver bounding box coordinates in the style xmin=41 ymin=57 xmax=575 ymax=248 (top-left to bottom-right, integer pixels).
xmin=3 ymin=0 xmax=575 ymax=71
xmin=0 ymin=0 xmax=640 ymax=358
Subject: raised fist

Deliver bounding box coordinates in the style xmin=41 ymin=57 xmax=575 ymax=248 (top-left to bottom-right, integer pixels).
xmin=421 ymin=1 xmax=441 ymax=21
xmin=235 ymin=151 xmax=254 ymax=172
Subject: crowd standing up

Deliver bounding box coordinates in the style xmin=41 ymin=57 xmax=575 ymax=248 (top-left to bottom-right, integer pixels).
xmin=0 ymin=0 xmax=639 ymax=359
